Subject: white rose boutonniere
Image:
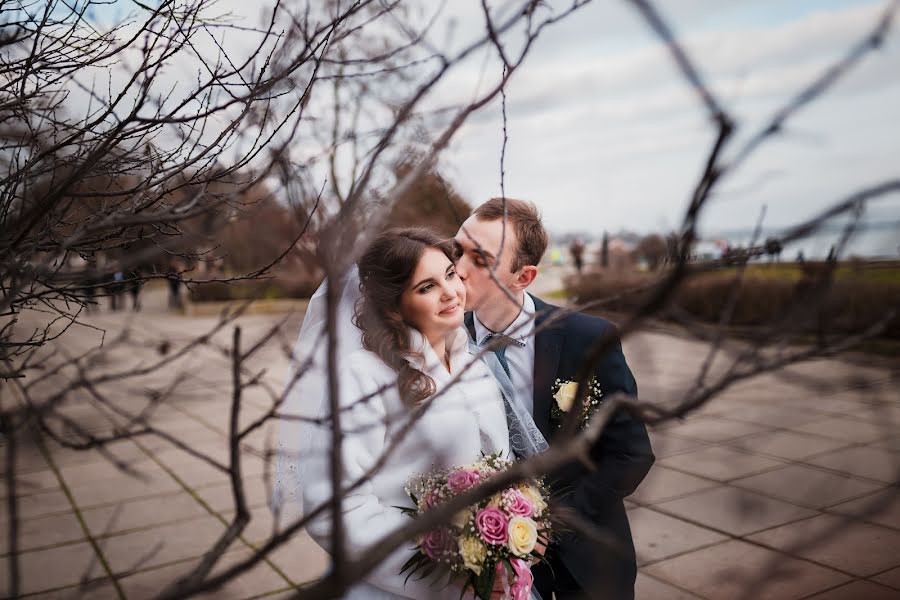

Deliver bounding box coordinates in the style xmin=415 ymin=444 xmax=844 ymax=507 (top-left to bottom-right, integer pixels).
xmin=553 ymin=381 xmax=579 ymax=412
xmin=550 ymin=377 xmax=603 ymax=428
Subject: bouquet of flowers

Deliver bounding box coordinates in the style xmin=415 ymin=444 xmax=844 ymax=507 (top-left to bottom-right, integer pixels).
xmin=550 ymin=377 xmax=603 ymax=429
xmin=398 ymin=453 xmax=552 ymax=600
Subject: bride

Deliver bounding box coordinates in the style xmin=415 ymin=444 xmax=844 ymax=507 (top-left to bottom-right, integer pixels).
xmin=275 ymin=227 xmax=524 ymax=599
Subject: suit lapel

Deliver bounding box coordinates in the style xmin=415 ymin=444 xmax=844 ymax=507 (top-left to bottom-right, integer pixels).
xmin=531 ymin=295 xmax=563 ymax=439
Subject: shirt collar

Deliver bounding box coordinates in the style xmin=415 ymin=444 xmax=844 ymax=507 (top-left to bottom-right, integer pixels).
xmin=473 ymin=293 xmax=535 ymax=347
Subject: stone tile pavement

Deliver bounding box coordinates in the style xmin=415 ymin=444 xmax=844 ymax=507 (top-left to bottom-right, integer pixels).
xmin=630 ymin=353 xmax=899 ymax=599
xmin=2 ymin=288 xmax=898 ymax=599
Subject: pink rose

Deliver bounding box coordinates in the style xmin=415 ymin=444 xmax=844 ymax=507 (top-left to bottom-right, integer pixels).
xmin=475 ymin=506 xmax=508 ymax=545
xmin=421 ymin=527 xmax=456 ymax=561
xmin=505 ymin=490 xmax=535 ymax=518
xmin=447 ymin=469 xmax=480 ymax=493
xmin=424 ymin=489 xmax=441 ymax=509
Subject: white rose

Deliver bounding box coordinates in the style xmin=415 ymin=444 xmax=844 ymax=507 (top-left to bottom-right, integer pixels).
xmin=507 ymin=516 xmax=538 ymax=557
xmin=554 ymin=381 xmax=579 ymax=412
xmin=458 ymin=536 xmax=487 ymax=575
xmin=520 ymin=485 xmax=547 ymax=518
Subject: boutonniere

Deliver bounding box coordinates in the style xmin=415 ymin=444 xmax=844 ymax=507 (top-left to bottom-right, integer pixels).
xmin=550 ymin=377 xmax=603 ymax=428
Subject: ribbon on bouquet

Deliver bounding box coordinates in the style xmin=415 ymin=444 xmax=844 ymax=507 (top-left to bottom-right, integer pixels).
xmin=469 ymin=341 xmax=546 ymax=600
xmin=497 ymin=557 xmax=539 ymax=600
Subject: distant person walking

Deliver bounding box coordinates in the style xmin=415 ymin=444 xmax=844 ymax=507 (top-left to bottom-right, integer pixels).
xmin=106 ymin=270 xmax=125 ymax=311
xmin=166 ymin=260 xmax=183 ymax=310
xmin=127 ymin=266 xmax=144 ymax=311
xmin=569 ymin=238 xmax=586 ymax=273
xmin=80 ymin=256 xmax=100 ymax=313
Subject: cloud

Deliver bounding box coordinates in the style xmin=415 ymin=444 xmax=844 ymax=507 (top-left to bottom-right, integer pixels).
xmin=77 ymin=1 xmax=898 ymax=255
xmin=440 ymin=0 xmax=899 ymax=255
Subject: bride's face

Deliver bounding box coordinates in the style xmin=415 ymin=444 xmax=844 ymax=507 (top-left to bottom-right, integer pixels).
xmin=399 ymin=247 xmax=466 ymax=340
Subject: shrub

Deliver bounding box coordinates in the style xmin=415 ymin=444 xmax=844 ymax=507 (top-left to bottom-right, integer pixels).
xmin=567 ymin=268 xmax=900 ymax=339
xmin=188 ymin=273 xmax=322 ymax=302
xmin=567 ymin=271 xmax=657 ymax=311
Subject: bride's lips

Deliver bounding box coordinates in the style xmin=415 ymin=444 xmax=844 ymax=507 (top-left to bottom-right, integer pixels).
xmin=439 ymin=304 xmax=460 ymax=316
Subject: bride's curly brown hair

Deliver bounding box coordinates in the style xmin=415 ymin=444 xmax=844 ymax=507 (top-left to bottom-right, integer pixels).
xmin=354 ymin=227 xmax=460 ymax=406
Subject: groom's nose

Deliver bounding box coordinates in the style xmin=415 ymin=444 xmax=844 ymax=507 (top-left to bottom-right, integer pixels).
xmin=455 ymin=255 xmax=470 ymax=280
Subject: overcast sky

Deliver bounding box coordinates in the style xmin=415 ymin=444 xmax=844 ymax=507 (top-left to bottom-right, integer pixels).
xmin=431 ymin=0 xmax=900 ymax=256
xmin=85 ymin=0 xmax=900 ymax=256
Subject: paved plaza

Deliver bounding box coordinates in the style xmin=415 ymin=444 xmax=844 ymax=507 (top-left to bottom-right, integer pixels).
xmin=2 ymin=279 xmax=898 ymax=599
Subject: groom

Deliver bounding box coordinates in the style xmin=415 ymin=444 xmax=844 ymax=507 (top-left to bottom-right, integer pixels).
xmin=455 ymin=198 xmax=654 ymax=600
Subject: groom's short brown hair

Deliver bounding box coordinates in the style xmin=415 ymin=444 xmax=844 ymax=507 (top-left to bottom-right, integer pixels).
xmin=472 ymin=197 xmax=548 ymax=272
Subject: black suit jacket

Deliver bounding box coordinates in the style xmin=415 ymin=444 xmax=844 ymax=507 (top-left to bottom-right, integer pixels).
xmin=465 ymin=295 xmax=654 ymax=599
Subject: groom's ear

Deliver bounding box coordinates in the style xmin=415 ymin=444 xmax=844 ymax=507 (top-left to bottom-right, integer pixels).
xmin=514 ymin=265 xmax=538 ymax=290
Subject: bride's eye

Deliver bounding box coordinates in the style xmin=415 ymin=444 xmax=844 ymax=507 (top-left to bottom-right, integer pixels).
xmin=446 ymin=270 xmax=456 ymax=280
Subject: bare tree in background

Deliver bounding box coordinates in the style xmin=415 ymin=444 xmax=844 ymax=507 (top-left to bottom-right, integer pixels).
xmin=1 ymin=1 xmax=898 ymax=599
xmin=633 ymin=234 xmax=668 ymax=271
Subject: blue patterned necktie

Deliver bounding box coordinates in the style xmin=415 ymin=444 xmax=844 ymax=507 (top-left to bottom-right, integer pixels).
xmin=489 ymin=334 xmax=514 ymax=380
xmin=482 ymin=333 xmax=534 ymax=458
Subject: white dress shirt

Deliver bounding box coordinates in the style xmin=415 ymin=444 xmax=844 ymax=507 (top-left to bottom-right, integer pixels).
xmin=473 ymin=292 xmax=537 ymax=416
